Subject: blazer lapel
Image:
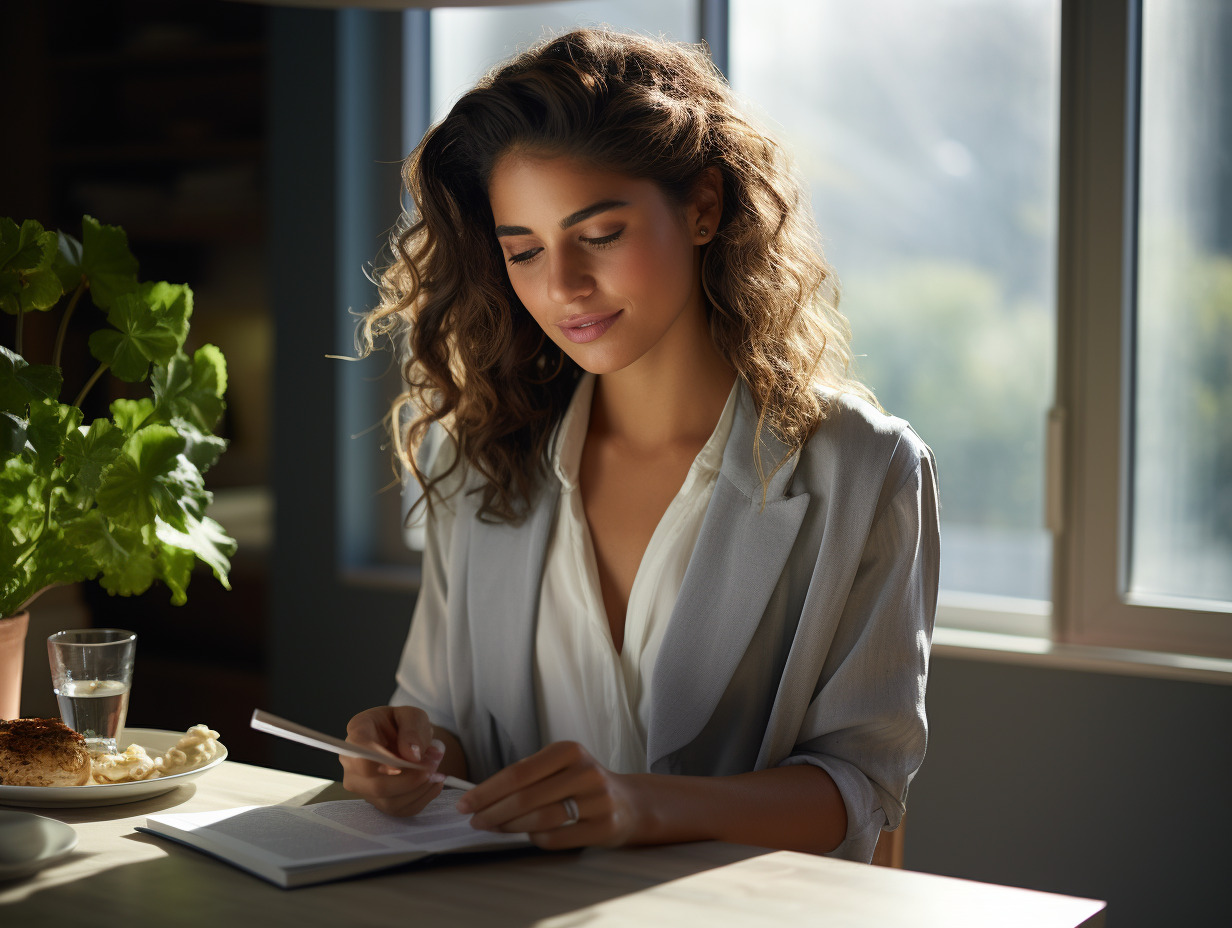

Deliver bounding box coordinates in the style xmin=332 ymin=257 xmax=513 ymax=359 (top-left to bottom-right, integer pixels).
xmin=466 ymin=483 xmax=558 ymax=764
xmin=647 ymin=383 xmax=810 ymax=771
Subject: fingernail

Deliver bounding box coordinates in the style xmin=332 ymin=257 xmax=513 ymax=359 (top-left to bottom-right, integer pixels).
xmin=429 ymin=772 xmax=446 ymax=784
xmin=427 ymin=739 xmax=445 ymax=759
xmin=408 ymin=744 xmax=422 ymax=762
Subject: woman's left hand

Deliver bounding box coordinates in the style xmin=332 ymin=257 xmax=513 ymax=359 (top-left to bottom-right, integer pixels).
xmin=455 ymin=741 xmax=642 ymax=849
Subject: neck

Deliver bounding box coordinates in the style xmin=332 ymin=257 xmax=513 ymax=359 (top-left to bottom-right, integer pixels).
xmin=590 ymin=318 xmax=736 ymax=450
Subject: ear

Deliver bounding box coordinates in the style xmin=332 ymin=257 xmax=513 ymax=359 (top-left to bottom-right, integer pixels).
xmin=688 ymin=167 xmax=724 ymax=245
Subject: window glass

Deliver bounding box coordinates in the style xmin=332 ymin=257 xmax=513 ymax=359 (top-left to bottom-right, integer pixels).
xmin=1131 ymin=0 xmax=1232 ymax=604
xmin=431 ymin=1 xmax=697 ymax=120
xmin=729 ymin=0 xmax=1061 ymax=601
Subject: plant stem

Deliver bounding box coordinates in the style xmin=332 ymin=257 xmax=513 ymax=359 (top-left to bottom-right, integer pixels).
xmin=53 ymin=280 xmax=87 ymax=369
xmin=12 ymin=540 xmax=38 ymax=570
xmin=73 ymin=362 xmax=110 ymax=408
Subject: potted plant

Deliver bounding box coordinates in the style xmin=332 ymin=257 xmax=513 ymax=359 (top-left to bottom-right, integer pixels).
xmin=0 ymin=215 xmax=236 ymax=718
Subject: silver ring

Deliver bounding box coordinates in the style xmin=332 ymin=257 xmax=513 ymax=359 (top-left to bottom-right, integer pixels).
xmin=560 ymin=797 xmax=580 ymax=827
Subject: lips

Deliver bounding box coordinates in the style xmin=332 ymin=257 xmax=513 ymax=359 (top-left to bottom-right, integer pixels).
xmin=557 ymin=310 xmax=622 ymax=344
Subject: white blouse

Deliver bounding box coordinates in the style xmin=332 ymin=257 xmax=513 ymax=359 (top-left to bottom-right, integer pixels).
xmin=533 ymin=374 xmax=737 ymax=774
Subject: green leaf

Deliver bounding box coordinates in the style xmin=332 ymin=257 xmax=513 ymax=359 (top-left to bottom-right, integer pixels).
xmin=60 ymin=511 xmax=156 ymax=599
xmin=19 ymin=265 xmax=63 ymax=312
xmin=1 ymin=411 xmax=27 ymax=457
xmin=0 ymin=218 xmax=22 ymax=268
xmin=0 ymin=346 xmax=63 ymax=414
xmin=96 ymin=424 xmax=207 ymax=531
xmin=0 ymin=219 xmax=53 ymax=273
xmin=0 ymin=458 xmax=41 ymax=543
xmin=0 ymin=269 xmax=21 ymax=315
xmin=0 ymin=220 xmax=63 ymax=314
xmin=152 ymin=345 xmax=227 ymax=431
xmin=155 ymin=514 xmax=235 ymax=590
xmin=61 ymin=419 xmax=126 ymax=494
xmin=110 ymin=397 xmax=157 ymax=434
xmin=171 ymin=416 xmax=228 ymax=474
xmin=139 ymin=281 xmax=192 ymax=347
xmin=88 ymin=291 xmax=181 ymax=382
xmin=53 ymin=232 xmax=84 ymax=293
xmin=25 ymin=399 xmax=81 ymax=474
xmin=80 ymin=215 xmax=138 ymax=310
xmin=155 ymin=540 xmax=196 ymax=605
xmin=0 ymin=519 xmax=98 ymax=617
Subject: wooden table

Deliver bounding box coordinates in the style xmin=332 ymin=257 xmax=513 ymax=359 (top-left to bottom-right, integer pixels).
xmin=1 ymin=758 xmax=1105 ymax=927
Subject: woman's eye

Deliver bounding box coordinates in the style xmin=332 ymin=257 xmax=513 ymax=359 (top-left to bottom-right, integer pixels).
xmin=507 ymin=247 xmax=542 ymax=265
xmin=582 ymin=229 xmax=623 ymax=248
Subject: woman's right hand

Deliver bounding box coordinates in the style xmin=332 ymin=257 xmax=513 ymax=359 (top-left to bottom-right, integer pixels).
xmin=341 ymin=705 xmax=446 ymax=816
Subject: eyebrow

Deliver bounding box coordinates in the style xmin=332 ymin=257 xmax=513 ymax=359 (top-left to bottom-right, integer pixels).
xmin=494 ymin=199 xmax=629 ymax=238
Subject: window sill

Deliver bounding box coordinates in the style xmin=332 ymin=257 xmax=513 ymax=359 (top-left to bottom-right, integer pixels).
xmin=932 ymin=626 xmax=1232 ymax=686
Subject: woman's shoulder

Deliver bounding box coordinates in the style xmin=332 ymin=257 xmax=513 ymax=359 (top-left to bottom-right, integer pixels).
xmin=794 ymin=386 xmax=936 ymax=498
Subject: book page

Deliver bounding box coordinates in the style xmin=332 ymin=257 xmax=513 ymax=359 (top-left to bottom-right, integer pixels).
xmin=146 ymin=789 xmax=527 ymax=868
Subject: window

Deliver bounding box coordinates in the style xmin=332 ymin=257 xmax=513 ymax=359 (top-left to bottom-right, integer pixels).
xmin=729 ymin=0 xmax=1060 ymax=637
xmin=1057 ymin=0 xmax=1232 ymax=658
xmin=352 ymin=0 xmax=1230 ymax=660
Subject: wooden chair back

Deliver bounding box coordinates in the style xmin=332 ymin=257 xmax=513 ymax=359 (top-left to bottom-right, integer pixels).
xmin=871 ymin=819 xmax=905 ymax=868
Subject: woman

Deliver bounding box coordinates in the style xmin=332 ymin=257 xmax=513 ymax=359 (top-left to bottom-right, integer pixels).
xmin=342 ymin=28 xmax=939 ymax=863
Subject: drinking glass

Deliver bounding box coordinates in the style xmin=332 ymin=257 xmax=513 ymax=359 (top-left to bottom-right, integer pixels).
xmin=46 ymin=629 xmax=137 ymax=754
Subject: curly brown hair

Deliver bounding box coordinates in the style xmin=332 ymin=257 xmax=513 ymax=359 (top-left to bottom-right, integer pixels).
xmin=362 ymin=28 xmax=875 ymax=523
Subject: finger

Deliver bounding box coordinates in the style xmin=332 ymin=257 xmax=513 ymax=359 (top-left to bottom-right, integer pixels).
xmin=496 ymin=791 xmax=586 ymax=836
xmin=389 ymin=706 xmax=437 ymax=765
xmin=468 ymin=766 xmax=578 ymax=832
xmin=341 ymin=756 xmax=446 ymax=808
xmin=458 ymin=741 xmax=580 ymax=816
xmin=528 ymin=818 xmax=611 ymax=851
xmin=346 ymin=706 xmax=435 ymax=767
xmin=364 ymin=777 xmax=447 ymax=818
xmin=345 ymin=764 xmax=438 ymax=799
xmin=338 ymin=750 xmax=395 ymax=781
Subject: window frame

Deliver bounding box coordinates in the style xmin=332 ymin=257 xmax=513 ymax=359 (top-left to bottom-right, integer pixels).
xmin=1054 ymin=0 xmax=1232 ymax=659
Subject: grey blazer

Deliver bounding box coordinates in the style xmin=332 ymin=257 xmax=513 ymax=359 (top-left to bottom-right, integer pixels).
xmin=393 ymin=382 xmax=940 ymax=861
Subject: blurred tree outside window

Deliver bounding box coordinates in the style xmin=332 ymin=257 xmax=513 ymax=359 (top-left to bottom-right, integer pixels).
xmin=730 ymin=0 xmax=1061 ymax=604
xmin=1131 ymin=0 xmax=1232 ymax=605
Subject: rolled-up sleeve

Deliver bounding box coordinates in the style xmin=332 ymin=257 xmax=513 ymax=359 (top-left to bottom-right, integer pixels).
xmin=779 ymin=443 xmax=940 ymax=861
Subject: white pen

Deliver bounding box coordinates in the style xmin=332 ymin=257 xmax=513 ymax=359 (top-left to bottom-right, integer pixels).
xmin=250 ymin=709 xmax=476 ymax=791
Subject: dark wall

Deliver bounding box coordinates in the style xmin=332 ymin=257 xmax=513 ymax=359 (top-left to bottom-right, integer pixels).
xmin=908 ymin=655 xmax=1232 ymax=927
xmin=267 ymin=8 xmax=414 ymax=776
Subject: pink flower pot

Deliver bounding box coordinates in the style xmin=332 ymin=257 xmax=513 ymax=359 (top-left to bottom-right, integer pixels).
xmin=0 ymin=612 xmax=30 ymax=720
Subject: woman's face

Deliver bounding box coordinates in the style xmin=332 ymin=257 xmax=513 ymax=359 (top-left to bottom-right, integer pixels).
xmin=488 ymin=152 xmax=715 ymax=377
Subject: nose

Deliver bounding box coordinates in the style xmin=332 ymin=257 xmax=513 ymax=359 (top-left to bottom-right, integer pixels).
xmin=545 ymin=249 xmax=595 ymax=305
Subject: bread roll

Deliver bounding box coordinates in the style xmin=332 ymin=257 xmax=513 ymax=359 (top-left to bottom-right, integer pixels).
xmin=0 ymin=717 xmax=92 ymax=787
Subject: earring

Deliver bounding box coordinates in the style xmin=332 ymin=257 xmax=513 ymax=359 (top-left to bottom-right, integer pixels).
xmin=698 ymin=226 xmax=709 ymax=238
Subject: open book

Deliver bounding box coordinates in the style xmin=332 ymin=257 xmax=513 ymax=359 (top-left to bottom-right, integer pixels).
xmin=139 ymin=789 xmax=531 ymax=888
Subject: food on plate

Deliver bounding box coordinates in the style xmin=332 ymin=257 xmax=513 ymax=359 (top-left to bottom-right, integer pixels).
xmin=89 ymin=743 xmax=158 ymax=783
xmin=153 ymin=724 xmax=222 ymax=775
xmin=0 ymin=721 xmax=223 ymax=788
xmin=0 ymin=718 xmax=93 ymax=787
xmin=90 ymin=724 xmax=223 ymax=784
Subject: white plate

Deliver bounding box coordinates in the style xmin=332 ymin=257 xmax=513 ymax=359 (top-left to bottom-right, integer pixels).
xmin=0 ymin=810 xmax=78 ymax=880
xmin=0 ymin=728 xmax=227 ymax=808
